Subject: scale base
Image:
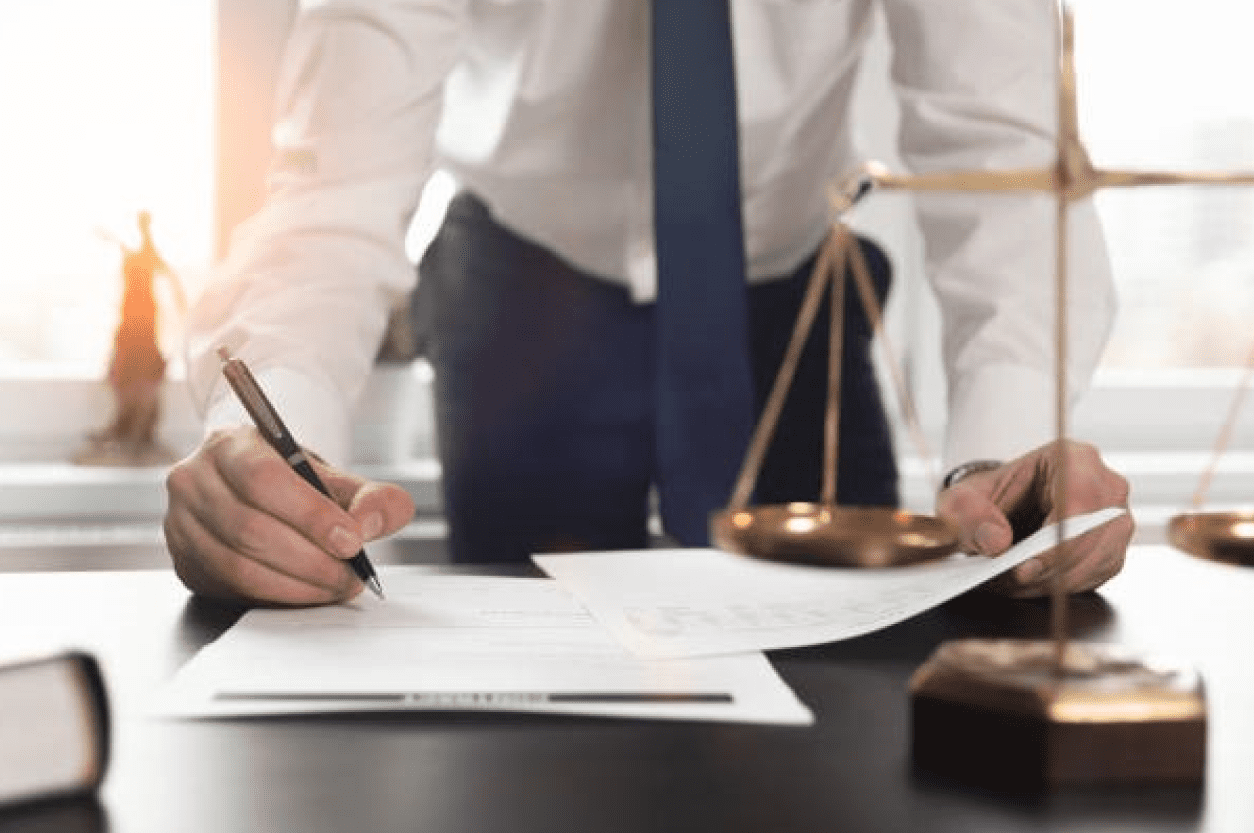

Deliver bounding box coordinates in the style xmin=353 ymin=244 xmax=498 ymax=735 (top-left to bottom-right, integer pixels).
xmin=910 ymin=639 xmax=1206 ymax=787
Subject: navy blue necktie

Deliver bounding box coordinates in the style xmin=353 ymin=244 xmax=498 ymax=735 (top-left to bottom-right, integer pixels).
xmin=652 ymin=0 xmax=755 ymax=545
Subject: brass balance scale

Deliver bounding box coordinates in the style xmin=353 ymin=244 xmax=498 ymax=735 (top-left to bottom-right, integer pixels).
xmin=1166 ymin=341 xmax=1254 ymax=564
xmin=713 ymin=1 xmax=1254 ymax=786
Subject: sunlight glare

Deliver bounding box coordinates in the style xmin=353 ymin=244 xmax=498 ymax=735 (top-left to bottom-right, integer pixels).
xmin=0 ymin=0 xmax=212 ymax=370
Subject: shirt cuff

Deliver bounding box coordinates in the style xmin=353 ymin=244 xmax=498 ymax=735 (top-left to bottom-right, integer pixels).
xmin=203 ymin=365 xmax=352 ymax=467
xmin=943 ymin=363 xmax=1057 ymax=472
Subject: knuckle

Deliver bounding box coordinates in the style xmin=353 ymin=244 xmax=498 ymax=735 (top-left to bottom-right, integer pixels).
xmin=302 ymin=496 xmax=341 ymax=532
xmin=328 ymin=571 xmax=360 ymax=601
xmin=1069 ymin=475 xmax=1106 ymax=508
xmin=169 ymin=556 xmax=197 ymax=592
xmin=170 ymin=550 xmax=208 ymax=595
xmin=1064 ymin=439 xmax=1099 ymax=462
xmin=298 ymin=505 xmax=350 ymax=555
xmin=215 ymin=556 xmax=252 ymax=594
xmin=1107 ymin=471 xmax=1132 ymax=504
xmin=304 ymin=547 xmax=345 ymax=581
xmin=203 ymin=428 xmax=242 ymax=460
xmin=163 ymin=520 xmax=191 ymax=573
xmin=164 ymin=518 xmax=223 ymax=598
xmin=162 ymin=513 xmax=185 ymax=552
xmin=1106 ymin=537 xmax=1130 ymax=572
xmin=228 ymin=509 xmax=272 ymax=555
xmin=241 ymin=452 xmax=287 ymax=492
xmin=165 ymin=461 xmax=194 ymax=498
xmin=938 ymin=484 xmax=982 ymax=518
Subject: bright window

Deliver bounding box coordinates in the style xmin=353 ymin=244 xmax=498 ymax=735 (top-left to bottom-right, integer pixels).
xmin=6 ymin=1 xmax=1253 ymax=376
xmin=3 ymin=0 xmax=1253 ymax=465
xmin=0 ymin=0 xmax=214 ymax=375
xmin=1078 ymin=0 xmax=1254 ymax=370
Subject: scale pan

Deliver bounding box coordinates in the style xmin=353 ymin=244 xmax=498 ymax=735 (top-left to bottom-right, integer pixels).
xmin=1167 ymin=510 xmax=1254 ymax=565
xmin=710 ymin=503 xmax=960 ymax=568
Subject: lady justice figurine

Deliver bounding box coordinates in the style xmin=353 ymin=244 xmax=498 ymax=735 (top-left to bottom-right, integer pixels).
xmin=74 ymin=210 xmax=186 ymax=466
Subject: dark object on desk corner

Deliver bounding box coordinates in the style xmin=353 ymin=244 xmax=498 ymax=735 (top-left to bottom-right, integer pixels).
xmin=909 ymin=639 xmax=1206 ymax=789
xmin=0 ymin=793 xmax=107 ymax=833
xmin=0 ymin=651 xmax=110 ymax=810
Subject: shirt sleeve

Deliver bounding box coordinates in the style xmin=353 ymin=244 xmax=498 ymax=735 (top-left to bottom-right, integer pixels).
xmin=879 ymin=0 xmax=1116 ymax=469
xmin=186 ymin=0 xmax=467 ymax=465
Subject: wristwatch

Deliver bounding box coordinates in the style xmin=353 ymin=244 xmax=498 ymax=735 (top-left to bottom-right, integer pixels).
xmin=940 ymin=459 xmax=1004 ymax=492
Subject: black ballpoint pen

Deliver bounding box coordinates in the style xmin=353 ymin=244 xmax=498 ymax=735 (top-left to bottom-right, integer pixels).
xmin=216 ymin=346 xmax=385 ymax=600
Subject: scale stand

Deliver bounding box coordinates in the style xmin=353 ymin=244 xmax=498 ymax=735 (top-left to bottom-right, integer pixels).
xmin=1168 ymin=343 xmax=1254 ymax=565
xmin=709 ymin=221 xmax=959 ymax=568
xmin=718 ymin=1 xmax=1215 ymax=787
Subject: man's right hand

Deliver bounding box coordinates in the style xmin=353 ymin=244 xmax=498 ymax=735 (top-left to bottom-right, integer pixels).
xmin=164 ymin=427 xmax=416 ymax=606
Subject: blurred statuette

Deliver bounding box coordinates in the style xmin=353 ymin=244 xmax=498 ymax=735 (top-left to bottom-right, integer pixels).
xmin=74 ymin=210 xmax=186 ymax=467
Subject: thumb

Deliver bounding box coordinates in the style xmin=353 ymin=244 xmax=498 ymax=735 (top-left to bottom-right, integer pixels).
xmin=937 ymin=483 xmax=1014 ymax=556
xmin=346 ymin=480 xmax=416 ymax=541
xmin=308 ymin=458 xmax=416 ymax=541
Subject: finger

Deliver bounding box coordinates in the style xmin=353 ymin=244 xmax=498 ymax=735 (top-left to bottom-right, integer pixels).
xmin=1050 ymin=443 xmax=1131 ymax=518
xmin=165 ymin=506 xmax=244 ymax=603
xmin=209 ymin=432 xmax=367 ymax=562
xmin=936 ymin=476 xmax=1014 ymax=556
xmin=347 ymin=481 xmax=416 ymax=541
xmin=1054 ymin=513 xmax=1133 ymax=593
xmin=998 ymin=513 xmax=1133 ymax=597
xmin=169 ymin=503 xmax=357 ymax=606
xmin=168 ymin=444 xmax=363 ymax=599
xmin=166 ymin=453 xmax=246 ymax=600
xmin=307 ymin=457 xmax=416 ymax=541
xmin=189 ymin=455 xmax=364 ymax=595
xmin=1002 ymin=542 xmax=1103 ymax=598
xmin=999 ymin=444 xmax=1130 ymax=595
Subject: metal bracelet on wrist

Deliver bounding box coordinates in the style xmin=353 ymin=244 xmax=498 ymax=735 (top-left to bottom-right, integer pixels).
xmin=940 ymin=459 xmax=1004 ymax=492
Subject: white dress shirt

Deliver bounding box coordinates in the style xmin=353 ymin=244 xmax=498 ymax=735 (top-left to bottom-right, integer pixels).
xmin=188 ymin=0 xmax=1115 ymax=474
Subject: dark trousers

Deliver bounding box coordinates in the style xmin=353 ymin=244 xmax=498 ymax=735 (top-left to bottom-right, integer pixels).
xmin=415 ymin=193 xmax=898 ymax=563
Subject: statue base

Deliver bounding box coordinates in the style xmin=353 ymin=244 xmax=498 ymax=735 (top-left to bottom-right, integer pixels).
xmin=910 ymin=639 xmax=1206 ymax=788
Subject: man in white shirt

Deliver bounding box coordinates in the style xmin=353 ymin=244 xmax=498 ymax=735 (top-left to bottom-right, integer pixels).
xmin=166 ymin=0 xmax=1133 ymax=606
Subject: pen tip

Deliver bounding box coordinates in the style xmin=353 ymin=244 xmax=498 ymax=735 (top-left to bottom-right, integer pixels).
xmin=367 ymin=576 xmax=385 ymax=600
xmin=216 ymin=345 xmax=232 ymax=363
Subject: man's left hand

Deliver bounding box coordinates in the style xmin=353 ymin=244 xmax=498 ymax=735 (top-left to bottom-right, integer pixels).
xmin=935 ymin=440 xmax=1134 ymax=597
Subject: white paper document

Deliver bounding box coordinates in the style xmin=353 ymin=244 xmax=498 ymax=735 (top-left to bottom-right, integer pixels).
xmin=153 ymin=573 xmax=813 ymax=725
xmin=534 ymin=508 xmax=1126 ymax=659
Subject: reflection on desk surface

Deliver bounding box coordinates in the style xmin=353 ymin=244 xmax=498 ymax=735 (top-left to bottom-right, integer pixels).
xmin=0 ymin=550 xmax=1245 ymax=833
xmin=0 ymin=520 xmax=450 ymax=572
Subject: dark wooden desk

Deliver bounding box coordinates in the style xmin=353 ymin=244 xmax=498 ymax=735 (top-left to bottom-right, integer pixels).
xmin=0 ymin=546 xmax=1248 ymax=833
